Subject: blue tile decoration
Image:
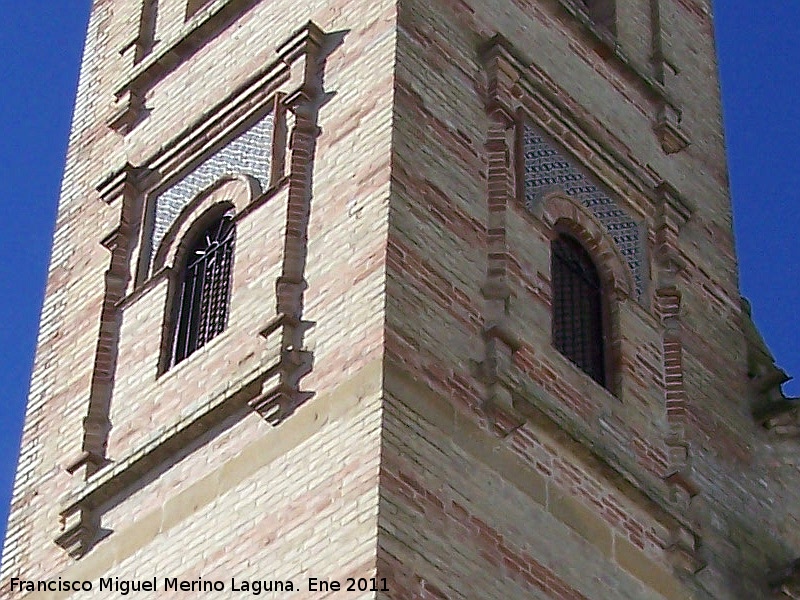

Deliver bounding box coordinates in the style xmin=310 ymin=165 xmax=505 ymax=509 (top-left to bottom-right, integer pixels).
xmin=150 ymin=114 xmax=274 ymax=269
xmin=523 ymin=124 xmax=645 ymax=299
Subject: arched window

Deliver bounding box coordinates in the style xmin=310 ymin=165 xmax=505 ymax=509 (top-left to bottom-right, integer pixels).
xmin=170 ymin=213 xmax=236 ymax=366
xmin=551 ymin=234 xmax=606 ymax=387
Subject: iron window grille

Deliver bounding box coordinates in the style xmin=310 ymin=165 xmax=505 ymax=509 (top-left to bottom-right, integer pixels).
xmin=551 ymin=234 xmax=606 ymax=387
xmin=170 ymin=213 xmax=235 ymax=367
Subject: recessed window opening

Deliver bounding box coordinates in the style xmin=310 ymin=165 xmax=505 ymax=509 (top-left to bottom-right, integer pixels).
xmin=551 ymin=234 xmax=606 ymax=387
xmin=186 ymin=0 xmax=213 ymax=19
xmin=171 ymin=212 xmax=235 ymax=366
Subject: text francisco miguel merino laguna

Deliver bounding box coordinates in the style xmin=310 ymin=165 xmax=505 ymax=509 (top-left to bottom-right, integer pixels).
xmin=10 ymin=576 xmax=390 ymax=594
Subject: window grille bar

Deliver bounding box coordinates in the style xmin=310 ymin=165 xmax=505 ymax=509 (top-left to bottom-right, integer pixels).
xmin=552 ymin=235 xmax=606 ymax=387
xmin=170 ymin=214 xmax=235 ymax=367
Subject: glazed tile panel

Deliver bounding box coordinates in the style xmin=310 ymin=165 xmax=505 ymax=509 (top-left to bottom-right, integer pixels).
xmin=523 ymin=124 xmax=645 ymax=299
xmin=150 ymin=113 xmax=274 ymax=269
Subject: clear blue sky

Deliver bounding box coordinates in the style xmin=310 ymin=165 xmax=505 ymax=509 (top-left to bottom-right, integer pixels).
xmin=0 ymin=1 xmax=797 ymax=556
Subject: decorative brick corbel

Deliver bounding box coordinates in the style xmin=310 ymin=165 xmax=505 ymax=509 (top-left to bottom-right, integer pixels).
xmin=649 ymin=0 xmax=689 ymax=153
xmin=55 ymin=505 xmax=100 ymax=560
xmin=654 ymin=103 xmax=690 ymax=154
xmin=757 ymin=401 xmax=800 ymax=438
xmin=253 ymin=314 xmax=314 ymax=423
xmin=276 ymin=21 xmax=326 ymax=107
xmin=108 ymin=88 xmax=147 ymax=134
xmin=665 ymin=523 xmax=705 ymax=575
xmin=650 ymin=0 xmax=690 ymax=158
xmin=480 ymin=324 xmax=524 ymax=434
xmin=480 ymin=35 xmax=524 ymax=118
xmin=654 ymin=181 xmax=693 ymax=275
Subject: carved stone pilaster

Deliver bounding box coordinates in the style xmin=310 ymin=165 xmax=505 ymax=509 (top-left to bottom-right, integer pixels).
xmin=652 ymin=182 xmax=700 ymax=519
xmin=68 ymin=164 xmax=147 ymax=482
xmin=476 ymin=84 xmax=523 ymax=434
xmin=252 ymin=23 xmax=329 ymax=424
xmin=654 ymin=181 xmax=693 ymax=277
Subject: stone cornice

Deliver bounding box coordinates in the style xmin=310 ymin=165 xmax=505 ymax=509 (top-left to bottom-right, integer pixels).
xmin=481 ymin=35 xmax=661 ymax=221
xmin=52 ymin=357 xmax=380 ymax=571
xmin=556 ymin=0 xmax=690 ymax=154
xmin=109 ymin=0 xmax=264 ymax=133
xmin=387 ymin=363 xmax=704 ymax=591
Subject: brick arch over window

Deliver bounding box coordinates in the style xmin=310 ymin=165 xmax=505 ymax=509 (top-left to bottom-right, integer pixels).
xmin=152 ymin=175 xmax=256 ymax=274
xmin=539 ymin=193 xmax=635 ymax=302
xmin=539 ymin=194 xmax=634 ymax=394
xmin=152 ymin=176 xmax=254 ymax=372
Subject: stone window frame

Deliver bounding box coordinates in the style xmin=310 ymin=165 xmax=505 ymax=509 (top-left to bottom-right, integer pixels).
xmin=152 ymin=185 xmax=248 ymax=374
xmin=168 ymin=206 xmax=236 ymax=366
xmin=133 ymin=106 xmax=281 ymax=288
xmin=539 ymin=198 xmax=633 ymax=399
xmin=479 ymin=35 xmax=701 ymax=557
xmin=576 ymin=0 xmax=617 ymax=37
xmin=57 ymin=23 xmax=327 ymax=559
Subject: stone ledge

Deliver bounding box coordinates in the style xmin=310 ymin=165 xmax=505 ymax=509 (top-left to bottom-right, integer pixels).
xmin=756 ymin=400 xmax=800 ymax=438
xmin=385 ymin=363 xmax=698 ymax=597
xmin=54 ymin=314 xmax=309 ymax=558
xmin=42 ymin=358 xmax=381 ymax=594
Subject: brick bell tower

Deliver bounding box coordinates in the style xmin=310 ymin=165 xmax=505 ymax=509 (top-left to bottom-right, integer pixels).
xmin=3 ymin=0 xmax=799 ymax=598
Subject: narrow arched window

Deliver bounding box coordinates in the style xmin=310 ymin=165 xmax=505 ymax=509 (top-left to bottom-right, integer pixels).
xmin=551 ymin=234 xmax=606 ymax=387
xmin=170 ymin=213 xmax=235 ymax=366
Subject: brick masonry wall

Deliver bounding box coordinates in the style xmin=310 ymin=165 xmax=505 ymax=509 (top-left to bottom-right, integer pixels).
xmin=1 ymin=0 xmax=396 ymax=595
xmin=4 ymin=0 xmax=800 ymax=598
xmin=382 ymin=0 xmax=800 ymax=598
